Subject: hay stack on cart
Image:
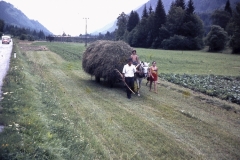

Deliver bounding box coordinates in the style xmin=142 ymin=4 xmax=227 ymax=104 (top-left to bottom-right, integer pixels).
xmin=82 ymin=40 xmax=133 ymax=86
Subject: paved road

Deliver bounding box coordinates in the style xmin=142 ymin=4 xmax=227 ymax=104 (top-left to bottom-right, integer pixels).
xmin=0 ymin=40 xmax=12 ymax=132
xmin=0 ymin=40 xmax=13 ymax=98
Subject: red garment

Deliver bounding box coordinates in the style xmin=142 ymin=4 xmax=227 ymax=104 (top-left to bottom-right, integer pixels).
xmin=150 ymin=66 xmax=158 ymax=81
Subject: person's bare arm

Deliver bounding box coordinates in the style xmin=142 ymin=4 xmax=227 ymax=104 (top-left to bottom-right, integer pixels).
xmin=137 ymin=55 xmax=140 ymax=63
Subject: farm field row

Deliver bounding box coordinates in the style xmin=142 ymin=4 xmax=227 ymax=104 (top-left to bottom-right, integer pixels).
xmin=0 ymin=41 xmax=239 ymax=159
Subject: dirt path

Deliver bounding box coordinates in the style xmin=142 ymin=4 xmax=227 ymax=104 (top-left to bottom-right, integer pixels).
xmin=21 ymin=43 xmax=240 ymax=159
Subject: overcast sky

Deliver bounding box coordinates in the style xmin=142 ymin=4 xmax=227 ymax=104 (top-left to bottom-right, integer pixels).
xmin=4 ymin=0 xmax=149 ymax=36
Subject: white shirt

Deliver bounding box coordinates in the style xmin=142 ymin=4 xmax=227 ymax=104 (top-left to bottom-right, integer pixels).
xmin=122 ymin=64 xmax=136 ymax=77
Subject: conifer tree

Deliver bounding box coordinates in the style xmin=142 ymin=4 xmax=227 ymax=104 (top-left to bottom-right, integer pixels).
xmin=186 ymin=0 xmax=195 ymax=15
xmin=116 ymin=12 xmax=128 ymax=40
xmin=169 ymin=1 xmax=175 ymax=12
xmin=230 ymin=2 xmax=240 ymax=53
xmin=224 ymin=0 xmax=232 ymax=16
xmin=149 ymin=4 xmax=153 ymax=14
xmin=211 ymin=10 xmax=231 ymax=30
xmin=127 ymin=11 xmax=139 ymax=32
xmin=174 ymin=0 xmax=186 ymax=10
xmin=154 ymin=0 xmax=166 ymax=30
xmin=146 ymin=13 xmax=155 ymax=47
xmin=38 ymin=30 xmax=45 ymax=39
xmin=152 ymin=0 xmax=166 ymax=45
xmin=0 ymin=19 xmax=4 ymax=33
xmin=33 ymin=30 xmax=37 ymax=36
xmin=164 ymin=6 xmax=185 ymax=36
xmin=142 ymin=4 xmax=148 ymax=19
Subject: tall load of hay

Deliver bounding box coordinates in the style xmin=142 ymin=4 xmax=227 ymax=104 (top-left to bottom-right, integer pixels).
xmin=82 ymin=40 xmax=133 ymax=86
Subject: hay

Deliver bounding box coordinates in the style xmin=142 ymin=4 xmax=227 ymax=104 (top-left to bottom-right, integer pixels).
xmin=82 ymin=40 xmax=133 ymax=83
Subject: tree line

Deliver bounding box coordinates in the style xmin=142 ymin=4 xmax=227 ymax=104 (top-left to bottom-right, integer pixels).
xmin=1 ymin=0 xmax=239 ymax=54
xmin=99 ymin=0 xmax=240 ymax=54
xmin=0 ymin=20 xmax=46 ymax=41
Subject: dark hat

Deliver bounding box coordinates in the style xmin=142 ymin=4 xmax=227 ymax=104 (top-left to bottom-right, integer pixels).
xmin=128 ymin=58 xmax=132 ymax=62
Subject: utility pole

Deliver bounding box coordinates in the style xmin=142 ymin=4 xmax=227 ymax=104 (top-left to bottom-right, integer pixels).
xmin=83 ymin=18 xmax=89 ymax=47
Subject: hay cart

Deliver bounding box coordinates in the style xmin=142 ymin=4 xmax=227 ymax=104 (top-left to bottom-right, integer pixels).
xmin=82 ymin=40 xmax=133 ymax=87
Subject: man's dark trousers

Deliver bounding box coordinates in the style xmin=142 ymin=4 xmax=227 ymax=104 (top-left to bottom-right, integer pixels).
xmin=125 ymin=77 xmax=134 ymax=99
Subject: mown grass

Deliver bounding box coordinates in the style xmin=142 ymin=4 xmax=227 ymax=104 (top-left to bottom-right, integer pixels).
xmin=33 ymin=42 xmax=84 ymax=61
xmin=33 ymin=42 xmax=240 ymax=76
xmin=0 ymin=41 xmax=240 ymax=159
xmin=0 ymin=42 xmax=107 ymax=159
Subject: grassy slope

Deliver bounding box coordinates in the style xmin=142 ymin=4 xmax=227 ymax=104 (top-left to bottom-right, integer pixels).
xmin=0 ymin=41 xmax=240 ymax=159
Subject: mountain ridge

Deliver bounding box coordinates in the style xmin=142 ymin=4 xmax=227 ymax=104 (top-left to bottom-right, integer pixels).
xmin=0 ymin=1 xmax=52 ymax=35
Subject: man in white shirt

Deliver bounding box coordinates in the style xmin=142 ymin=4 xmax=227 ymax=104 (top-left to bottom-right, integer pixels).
xmin=122 ymin=58 xmax=136 ymax=99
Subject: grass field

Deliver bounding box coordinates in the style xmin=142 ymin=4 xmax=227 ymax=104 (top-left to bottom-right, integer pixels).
xmin=0 ymin=41 xmax=240 ymax=159
xmin=136 ymin=48 xmax=240 ymax=76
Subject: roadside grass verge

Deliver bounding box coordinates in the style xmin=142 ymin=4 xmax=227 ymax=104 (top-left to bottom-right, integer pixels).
xmin=0 ymin=41 xmax=239 ymax=159
xmin=0 ymin=43 xmax=107 ymax=159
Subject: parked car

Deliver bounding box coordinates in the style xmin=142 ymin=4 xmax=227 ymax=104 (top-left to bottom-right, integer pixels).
xmin=2 ymin=35 xmax=11 ymax=44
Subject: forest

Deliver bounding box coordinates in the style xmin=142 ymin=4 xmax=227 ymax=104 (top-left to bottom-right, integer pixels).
xmin=110 ymin=0 xmax=240 ymax=53
xmin=1 ymin=0 xmax=240 ymax=53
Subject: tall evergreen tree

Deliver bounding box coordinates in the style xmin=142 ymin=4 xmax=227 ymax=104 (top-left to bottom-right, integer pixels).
xmin=164 ymin=6 xmax=185 ymax=36
xmin=129 ymin=19 xmax=148 ymax=47
xmin=149 ymin=4 xmax=153 ymax=14
xmin=181 ymin=0 xmax=203 ymax=39
xmin=133 ymin=11 xmax=140 ymax=25
xmin=0 ymin=19 xmax=4 ymax=33
xmin=152 ymin=0 xmax=166 ymax=45
xmin=128 ymin=4 xmax=149 ymax=47
xmin=116 ymin=12 xmax=128 ymax=40
xmin=181 ymin=14 xmax=204 ymax=38
xmin=20 ymin=28 xmax=27 ymax=35
xmin=230 ymin=2 xmax=240 ymax=53
xmin=4 ymin=25 xmax=11 ymax=35
xmin=127 ymin=11 xmax=139 ymax=32
xmin=38 ymin=30 xmax=45 ymax=39
xmin=162 ymin=2 xmax=204 ymax=50
xmin=169 ymin=1 xmax=176 ymax=11
xmin=33 ymin=30 xmax=37 ymax=36
xmin=154 ymin=0 xmax=166 ymax=30
xmin=224 ymin=0 xmax=232 ymax=16
xmin=104 ymin=31 xmax=114 ymax=40
xmin=128 ymin=8 xmax=150 ymax=48
xmin=4 ymin=25 xmax=9 ymax=34
xmin=184 ymin=0 xmax=195 ymax=24
xmin=211 ymin=10 xmax=231 ymax=30
xmin=174 ymin=0 xmax=186 ymax=10
xmin=186 ymin=0 xmax=195 ymax=15
xmin=127 ymin=11 xmax=134 ymax=32
xmin=146 ymin=12 xmax=155 ymax=48
xmin=142 ymin=4 xmax=148 ymax=19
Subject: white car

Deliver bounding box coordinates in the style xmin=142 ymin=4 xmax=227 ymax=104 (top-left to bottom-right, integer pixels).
xmin=2 ymin=35 xmax=11 ymax=44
